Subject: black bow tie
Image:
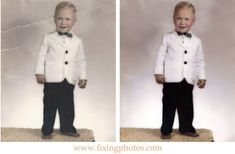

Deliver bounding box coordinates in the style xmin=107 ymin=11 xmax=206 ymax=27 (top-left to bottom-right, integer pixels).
xmin=58 ymin=31 xmax=73 ymax=38
xmin=177 ymin=31 xmax=192 ymax=38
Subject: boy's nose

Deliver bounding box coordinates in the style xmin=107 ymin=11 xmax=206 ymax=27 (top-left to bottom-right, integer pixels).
xmin=179 ymin=20 xmax=185 ymax=25
xmin=61 ymin=19 xmax=66 ymax=24
xmin=60 ymin=18 xmax=68 ymax=25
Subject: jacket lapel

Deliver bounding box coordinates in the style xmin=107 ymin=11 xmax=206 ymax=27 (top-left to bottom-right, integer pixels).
xmin=171 ymin=31 xmax=194 ymax=49
xmin=184 ymin=31 xmax=195 ymax=50
xmin=67 ymin=31 xmax=75 ymax=50
xmin=171 ymin=32 xmax=185 ymax=48
xmin=50 ymin=31 xmax=66 ymax=48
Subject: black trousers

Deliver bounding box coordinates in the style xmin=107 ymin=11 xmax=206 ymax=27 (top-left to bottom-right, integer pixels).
xmin=42 ymin=79 xmax=77 ymax=135
xmin=161 ymin=79 xmax=196 ymax=135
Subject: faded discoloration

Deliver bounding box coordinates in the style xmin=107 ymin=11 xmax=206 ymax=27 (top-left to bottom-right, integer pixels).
xmin=1 ymin=128 xmax=95 ymax=142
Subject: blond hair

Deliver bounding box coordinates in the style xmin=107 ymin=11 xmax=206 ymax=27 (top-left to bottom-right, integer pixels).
xmin=54 ymin=1 xmax=77 ymax=18
xmin=173 ymin=1 xmax=195 ymax=17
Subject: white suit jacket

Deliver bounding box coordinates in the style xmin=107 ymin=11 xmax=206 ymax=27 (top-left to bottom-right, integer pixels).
xmin=35 ymin=31 xmax=86 ymax=85
xmin=155 ymin=31 xmax=206 ymax=84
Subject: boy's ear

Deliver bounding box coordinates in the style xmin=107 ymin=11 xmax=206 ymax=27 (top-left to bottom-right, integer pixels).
xmin=172 ymin=16 xmax=176 ymax=23
xmin=72 ymin=14 xmax=77 ymax=23
xmin=54 ymin=17 xmax=57 ymax=23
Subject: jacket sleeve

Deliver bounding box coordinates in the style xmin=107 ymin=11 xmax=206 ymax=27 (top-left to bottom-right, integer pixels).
xmin=195 ymin=39 xmax=206 ymax=79
xmin=35 ymin=34 xmax=48 ymax=75
xmin=77 ymin=39 xmax=87 ymax=80
xmin=154 ymin=35 xmax=167 ymax=75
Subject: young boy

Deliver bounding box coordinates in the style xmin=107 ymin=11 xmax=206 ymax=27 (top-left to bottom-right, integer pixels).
xmin=154 ymin=1 xmax=206 ymax=139
xmin=35 ymin=1 xmax=87 ymax=139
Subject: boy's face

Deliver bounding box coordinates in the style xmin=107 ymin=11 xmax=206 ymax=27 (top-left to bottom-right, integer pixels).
xmin=173 ymin=8 xmax=195 ymax=33
xmin=54 ymin=8 xmax=76 ymax=33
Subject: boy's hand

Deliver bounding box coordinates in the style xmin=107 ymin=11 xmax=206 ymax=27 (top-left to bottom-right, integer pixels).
xmin=155 ymin=74 xmax=165 ymax=84
xmin=197 ymin=79 xmax=206 ymax=88
xmin=36 ymin=74 xmax=46 ymax=84
xmin=78 ymin=79 xmax=87 ymax=89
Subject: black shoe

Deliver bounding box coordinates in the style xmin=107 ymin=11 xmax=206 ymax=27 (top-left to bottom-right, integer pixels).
xmin=180 ymin=132 xmax=199 ymax=137
xmin=41 ymin=134 xmax=52 ymax=139
xmin=161 ymin=134 xmax=171 ymax=139
xmin=61 ymin=132 xmax=80 ymax=137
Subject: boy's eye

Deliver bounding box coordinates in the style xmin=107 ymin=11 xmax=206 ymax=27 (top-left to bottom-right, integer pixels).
xmin=175 ymin=17 xmax=191 ymax=22
xmin=55 ymin=17 xmax=71 ymax=21
xmin=56 ymin=17 xmax=63 ymax=21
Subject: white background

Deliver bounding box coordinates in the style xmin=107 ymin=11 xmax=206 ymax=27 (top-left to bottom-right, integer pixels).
xmin=1 ymin=0 xmax=235 ymax=154
xmin=120 ymin=0 xmax=235 ymax=141
xmin=1 ymin=0 xmax=116 ymax=141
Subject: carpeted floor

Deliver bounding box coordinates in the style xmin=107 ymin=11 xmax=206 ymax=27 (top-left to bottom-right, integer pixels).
xmin=120 ymin=128 xmax=214 ymax=142
xmin=1 ymin=128 xmax=95 ymax=142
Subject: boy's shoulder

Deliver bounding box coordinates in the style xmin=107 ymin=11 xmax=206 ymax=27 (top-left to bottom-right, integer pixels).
xmin=189 ymin=31 xmax=201 ymax=41
xmin=71 ymin=32 xmax=82 ymax=41
xmin=45 ymin=30 xmax=57 ymax=37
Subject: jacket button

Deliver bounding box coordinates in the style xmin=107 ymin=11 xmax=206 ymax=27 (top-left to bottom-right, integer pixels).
xmin=184 ymin=50 xmax=187 ymax=54
xmin=184 ymin=61 xmax=187 ymax=64
xmin=65 ymin=61 xmax=68 ymax=65
xmin=65 ymin=50 xmax=68 ymax=54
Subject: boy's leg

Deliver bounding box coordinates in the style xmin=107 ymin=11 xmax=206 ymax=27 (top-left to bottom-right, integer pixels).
xmin=161 ymin=83 xmax=178 ymax=135
xmin=42 ymin=83 xmax=58 ymax=135
xmin=58 ymin=79 xmax=77 ymax=133
xmin=177 ymin=79 xmax=196 ymax=133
